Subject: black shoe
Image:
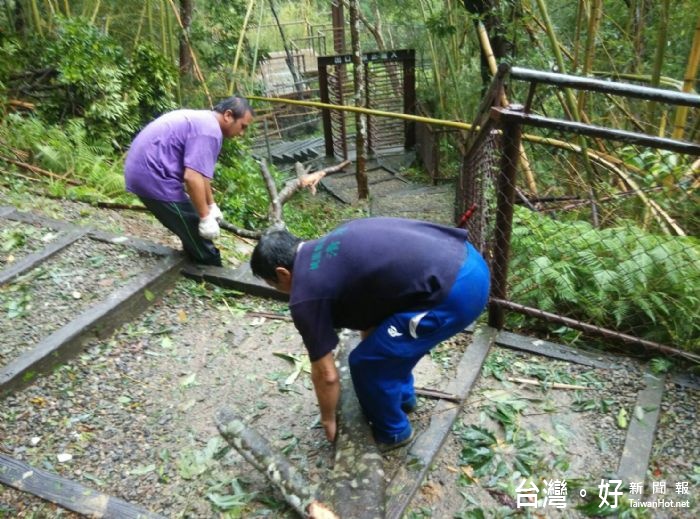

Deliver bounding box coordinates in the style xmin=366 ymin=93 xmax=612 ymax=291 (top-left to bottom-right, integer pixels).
xmin=401 ymin=395 xmax=418 ymax=414
xmin=376 ymin=428 xmax=416 ymax=453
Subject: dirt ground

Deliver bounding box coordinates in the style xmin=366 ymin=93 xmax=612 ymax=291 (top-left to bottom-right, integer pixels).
xmin=1 ymin=188 xmax=698 ymax=518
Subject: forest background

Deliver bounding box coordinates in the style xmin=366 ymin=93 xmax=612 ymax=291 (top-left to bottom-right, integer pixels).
xmin=0 ymin=0 xmax=698 ymax=353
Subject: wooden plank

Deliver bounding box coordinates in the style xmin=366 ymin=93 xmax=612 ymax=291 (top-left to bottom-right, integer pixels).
xmin=181 ymin=261 xmax=289 ymax=302
xmin=385 ymin=326 xmax=497 ymax=519
xmin=0 ymin=228 xmax=89 ymax=285
xmin=670 ymin=372 xmax=700 ymax=390
xmin=617 ymin=371 xmax=665 ymax=484
xmin=496 ymin=330 xmax=616 ymax=369
xmin=0 ymin=453 xmax=164 ymax=519
xmin=89 ymin=229 xmax=175 ymax=256
xmin=0 ymin=206 xmax=16 ymax=218
xmin=5 ymin=208 xmax=175 ymax=256
xmin=3 ymin=208 xmax=76 ymax=232
xmin=0 ymin=254 xmax=184 ymax=394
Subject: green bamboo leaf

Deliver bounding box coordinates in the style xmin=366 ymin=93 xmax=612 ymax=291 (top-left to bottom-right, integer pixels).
xmin=617 ymin=408 xmax=629 ymax=429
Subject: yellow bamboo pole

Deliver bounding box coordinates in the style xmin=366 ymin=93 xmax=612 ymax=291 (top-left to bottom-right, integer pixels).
xmin=247 ymin=96 xmax=683 ymax=235
xmin=247 ymin=95 xmax=474 ymax=130
xmin=672 ymin=16 xmax=700 ymax=140
xmin=229 ymin=0 xmax=257 ymax=96
xmin=90 ymin=0 xmax=101 ymax=24
xmin=31 ymin=0 xmax=43 ymax=37
xmin=476 ymin=22 xmax=539 ymax=196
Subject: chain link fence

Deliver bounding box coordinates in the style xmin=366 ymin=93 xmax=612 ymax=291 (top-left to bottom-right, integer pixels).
xmin=458 ymin=66 xmax=700 ymax=358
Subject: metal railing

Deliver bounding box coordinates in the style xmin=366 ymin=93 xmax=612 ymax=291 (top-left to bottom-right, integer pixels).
xmin=460 ymin=65 xmax=700 ymax=360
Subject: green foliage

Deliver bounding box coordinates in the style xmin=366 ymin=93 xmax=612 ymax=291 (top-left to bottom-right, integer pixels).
xmin=188 ymin=1 xmax=247 ymax=93
xmin=214 ymin=139 xmax=367 ymax=237
xmin=214 ymin=139 xmax=278 ymax=231
xmin=0 ymin=114 xmax=133 ymax=203
xmin=7 ymin=16 xmax=177 ymax=147
xmin=38 ymin=16 xmax=136 ymax=142
xmin=509 ymin=206 xmax=700 ymax=350
xmin=125 ymin=43 xmax=178 ymax=124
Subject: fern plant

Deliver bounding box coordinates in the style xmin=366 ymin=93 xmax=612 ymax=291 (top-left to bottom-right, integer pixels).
xmin=0 ymin=114 xmax=134 ymax=204
xmin=509 ymin=206 xmax=700 ymax=351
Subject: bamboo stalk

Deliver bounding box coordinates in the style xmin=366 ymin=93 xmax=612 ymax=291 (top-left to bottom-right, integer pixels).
xmin=577 ymin=0 xmax=602 ymax=114
xmin=133 ymin=2 xmax=147 ymax=47
xmin=1 ymin=156 xmax=81 ymax=185
xmin=229 ymin=0 xmax=256 ymax=96
xmin=249 ymin=0 xmax=265 ymax=81
xmin=418 ymin=0 xmax=444 ymax=115
xmin=160 ymin=0 xmax=168 ymax=59
xmin=30 ymin=0 xmax=42 ymax=37
xmin=146 ymin=0 xmax=154 ymax=46
xmin=572 ymin=0 xmax=584 ymax=70
xmin=648 ymin=0 xmax=670 ymax=126
xmin=89 ymin=0 xmax=101 ymax=24
xmin=672 ymin=16 xmax=700 ymax=140
xmin=477 ymin=22 xmax=539 ymax=196
xmin=507 ymin=376 xmax=590 ymax=390
xmin=535 ymin=0 xmax=601 ymax=226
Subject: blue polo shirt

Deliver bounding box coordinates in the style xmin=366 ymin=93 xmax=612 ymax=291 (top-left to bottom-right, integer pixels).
xmin=289 ymin=217 xmax=469 ymax=360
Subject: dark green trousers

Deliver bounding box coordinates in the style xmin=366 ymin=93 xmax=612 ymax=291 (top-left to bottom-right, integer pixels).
xmin=139 ymin=196 xmax=222 ymax=266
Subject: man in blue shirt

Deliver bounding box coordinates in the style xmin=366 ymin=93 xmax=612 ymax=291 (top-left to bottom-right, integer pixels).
xmin=251 ymin=217 xmax=490 ymax=450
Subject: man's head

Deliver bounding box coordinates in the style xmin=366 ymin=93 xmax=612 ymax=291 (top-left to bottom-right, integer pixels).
xmin=213 ymin=96 xmax=254 ymax=138
xmin=251 ymin=229 xmax=302 ymax=294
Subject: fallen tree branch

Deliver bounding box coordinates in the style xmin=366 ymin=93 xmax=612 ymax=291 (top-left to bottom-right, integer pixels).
xmin=414 ymin=386 xmax=462 ymax=403
xmin=279 ymin=160 xmax=351 ymax=204
xmin=1 ymin=155 xmax=82 ymax=186
xmin=225 ymin=158 xmax=352 ymax=237
xmin=507 ymin=376 xmax=590 ymax=390
xmin=219 ymin=219 xmax=264 ymax=239
xmin=215 ymin=408 xmax=338 ymax=519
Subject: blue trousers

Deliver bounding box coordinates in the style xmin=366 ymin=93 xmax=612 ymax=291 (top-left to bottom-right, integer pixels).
xmin=348 ymin=242 xmax=490 ymax=443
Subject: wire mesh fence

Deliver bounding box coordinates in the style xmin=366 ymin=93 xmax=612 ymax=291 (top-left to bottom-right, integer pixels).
xmin=459 ymin=70 xmax=700 ymax=356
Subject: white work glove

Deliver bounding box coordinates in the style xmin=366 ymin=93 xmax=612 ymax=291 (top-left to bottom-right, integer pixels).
xmin=198 ymin=211 xmax=220 ymax=240
xmin=208 ymin=203 xmax=223 ymax=222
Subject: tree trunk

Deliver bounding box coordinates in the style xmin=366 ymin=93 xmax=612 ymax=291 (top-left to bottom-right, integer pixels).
xmin=179 ymin=0 xmax=193 ymax=77
xmin=648 ymin=0 xmax=669 ymax=124
xmin=215 ymin=409 xmax=338 ymax=519
xmin=349 ymin=0 xmax=369 ymax=199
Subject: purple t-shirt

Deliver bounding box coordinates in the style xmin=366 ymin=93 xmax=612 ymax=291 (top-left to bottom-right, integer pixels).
xmin=124 ymin=109 xmax=223 ymax=202
xmin=289 ymin=217 xmax=468 ymax=361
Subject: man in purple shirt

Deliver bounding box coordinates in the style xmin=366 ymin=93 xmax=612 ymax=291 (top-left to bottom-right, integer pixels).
xmin=125 ymin=96 xmax=254 ymax=265
xmin=250 ymin=217 xmax=490 ymax=450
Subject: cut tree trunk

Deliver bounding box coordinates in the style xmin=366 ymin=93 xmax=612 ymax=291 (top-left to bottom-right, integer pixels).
xmin=215 ymin=408 xmax=339 ymax=519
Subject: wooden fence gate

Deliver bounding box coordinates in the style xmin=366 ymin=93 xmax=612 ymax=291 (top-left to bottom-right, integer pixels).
xmin=318 ymin=49 xmax=416 ymax=158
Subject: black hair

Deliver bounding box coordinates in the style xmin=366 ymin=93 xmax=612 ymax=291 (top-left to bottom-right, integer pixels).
xmin=251 ymin=229 xmax=302 ymax=282
xmin=213 ymin=96 xmax=254 ymax=119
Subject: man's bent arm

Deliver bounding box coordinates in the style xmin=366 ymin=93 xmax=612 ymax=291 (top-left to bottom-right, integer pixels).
xmin=183 ymin=167 xmax=211 ymax=218
xmin=311 ymin=351 xmax=340 ymax=442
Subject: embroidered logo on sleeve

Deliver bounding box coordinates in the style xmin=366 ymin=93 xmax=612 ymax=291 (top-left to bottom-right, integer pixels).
xmin=387 ymin=325 xmax=403 ymax=337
